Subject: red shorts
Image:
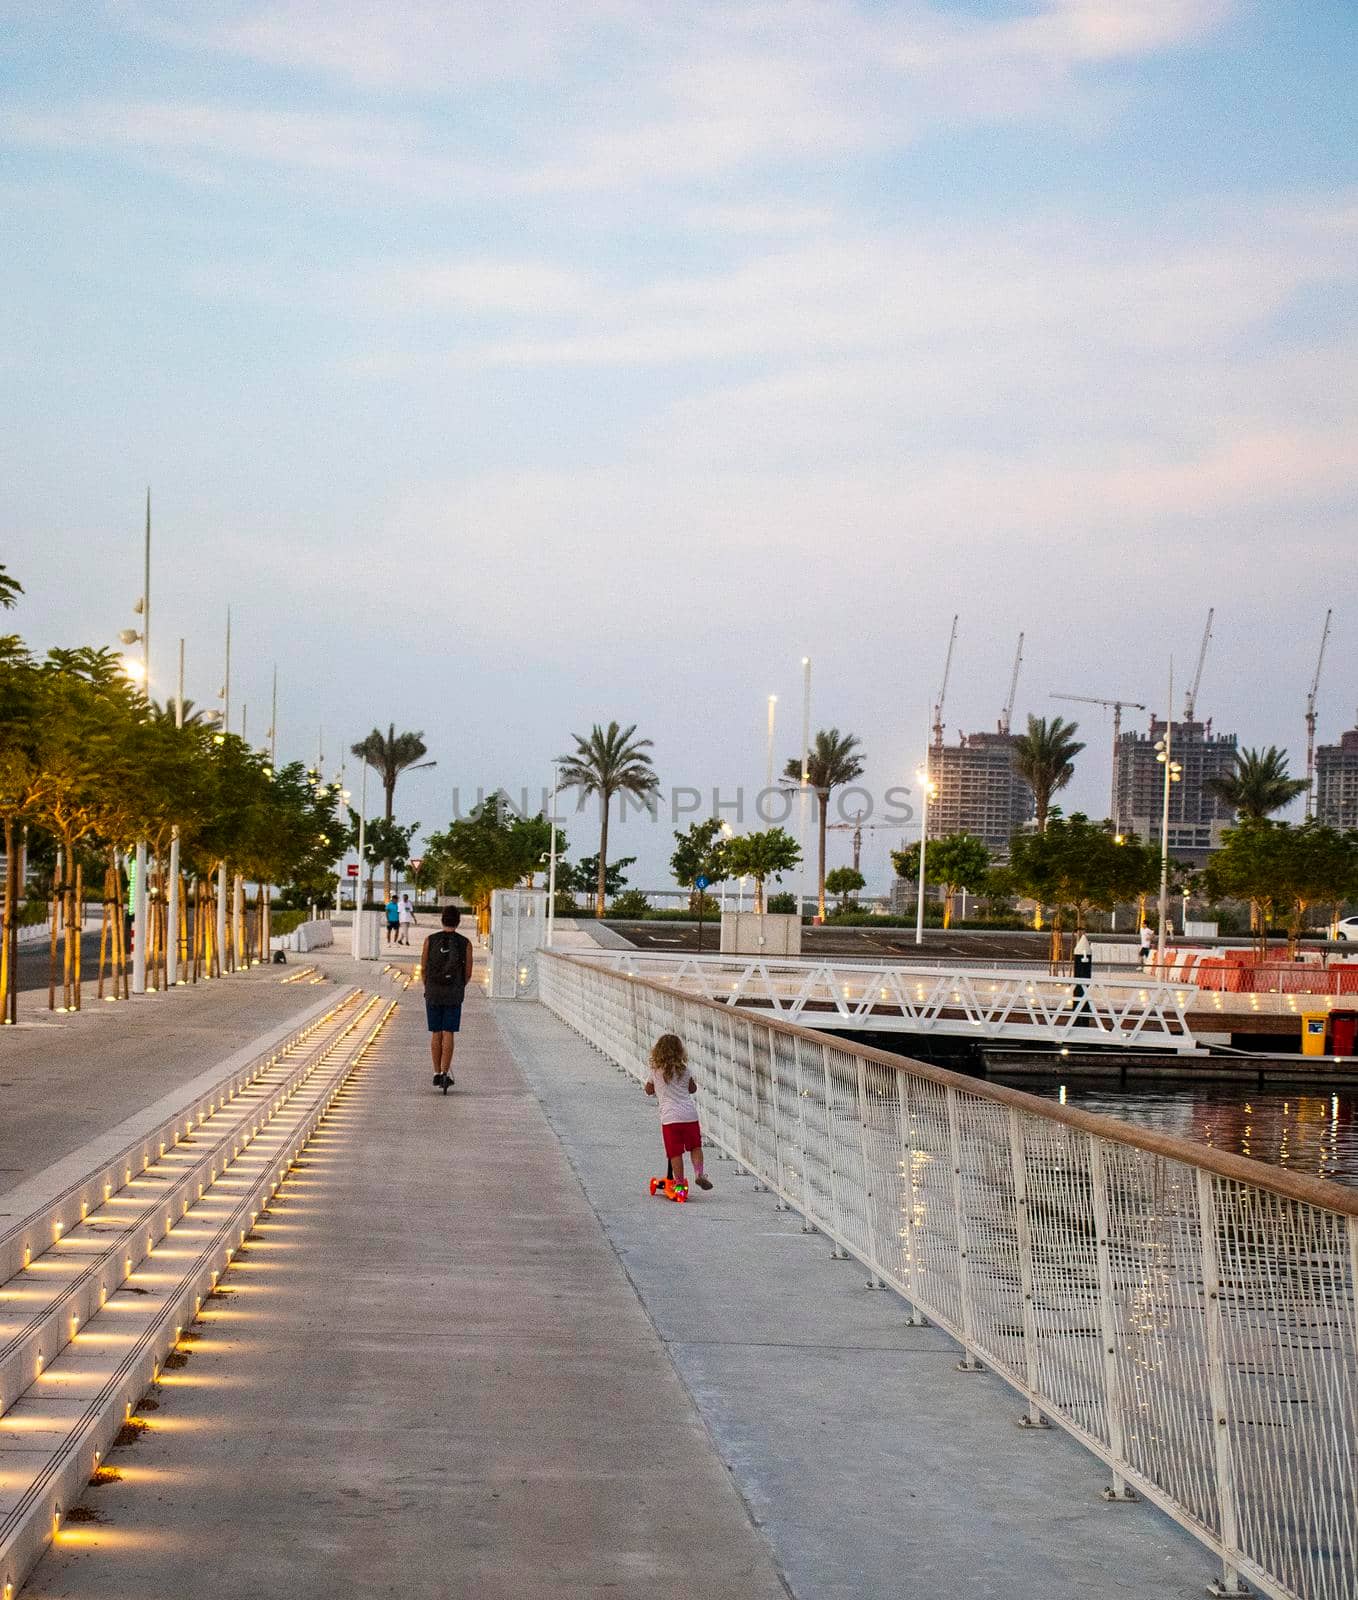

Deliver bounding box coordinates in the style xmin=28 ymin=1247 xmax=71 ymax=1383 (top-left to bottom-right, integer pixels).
xmin=662 ymin=1120 xmax=703 ymax=1159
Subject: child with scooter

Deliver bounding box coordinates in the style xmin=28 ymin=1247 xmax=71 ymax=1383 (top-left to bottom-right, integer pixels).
xmin=644 ymin=1033 xmax=713 ymax=1202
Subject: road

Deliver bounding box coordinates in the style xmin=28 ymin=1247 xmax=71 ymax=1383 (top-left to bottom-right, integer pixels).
xmin=11 ymin=930 xmax=105 ymax=996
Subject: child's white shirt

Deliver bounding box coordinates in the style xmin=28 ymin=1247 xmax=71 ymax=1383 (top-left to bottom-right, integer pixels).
xmin=647 ymin=1066 xmax=699 ymax=1125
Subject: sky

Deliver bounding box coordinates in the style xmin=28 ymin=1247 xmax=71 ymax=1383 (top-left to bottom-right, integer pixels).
xmin=2 ymin=1 xmax=1355 ymax=893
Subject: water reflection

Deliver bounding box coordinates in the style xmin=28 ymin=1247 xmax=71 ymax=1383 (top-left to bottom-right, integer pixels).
xmin=1016 ymin=1081 xmax=1358 ymax=1188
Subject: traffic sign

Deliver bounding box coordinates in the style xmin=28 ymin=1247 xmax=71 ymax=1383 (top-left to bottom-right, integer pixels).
xmin=409 ymin=856 xmax=423 ymax=872
xmin=695 ymin=875 xmax=710 ymax=891
xmin=345 ymin=864 xmax=359 ymax=878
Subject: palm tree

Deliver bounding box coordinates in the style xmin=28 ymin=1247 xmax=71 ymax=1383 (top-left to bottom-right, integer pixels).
xmin=1012 ymin=714 xmax=1084 ymax=832
xmin=783 ymin=728 xmax=866 ymax=919
xmin=558 ymin=722 xmax=659 ymax=915
xmin=150 ymin=697 xmax=219 ymax=728
xmin=0 ymin=563 xmax=21 ymax=610
xmin=350 ymin=724 xmax=436 ymax=900
xmin=1206 ymin=745 xmax=1307 ymax=821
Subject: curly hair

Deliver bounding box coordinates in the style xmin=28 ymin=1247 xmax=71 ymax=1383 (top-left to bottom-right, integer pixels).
xmin=650 ymin=1033 xmax=688 ymax=1082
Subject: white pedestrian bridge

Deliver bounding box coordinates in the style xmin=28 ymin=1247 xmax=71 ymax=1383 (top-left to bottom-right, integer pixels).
xmin=561 ymin=948 xmax=1202 ymax=1052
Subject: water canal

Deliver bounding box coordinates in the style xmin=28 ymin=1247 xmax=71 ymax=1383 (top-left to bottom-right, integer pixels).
xmin=1013 ymin=1080 xmax=1358 ymax=1188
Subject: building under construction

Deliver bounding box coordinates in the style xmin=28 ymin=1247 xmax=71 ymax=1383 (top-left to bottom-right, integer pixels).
xmin=1113 ymin=718 xmax=1238 ymax=866
xmin=1316 ymin=724 xmax=1358 ymax=830
xmin=927 ymin=732 xmax=1034 ymax=857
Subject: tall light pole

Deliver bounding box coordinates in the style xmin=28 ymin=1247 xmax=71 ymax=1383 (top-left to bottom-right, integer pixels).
xmin=546 ymin=761 xmax=560 ymax=949
xmin=350 ymin=758 xmax=369 ymax=959
xmin=165 ymin=638 xmax=184 ymax=985
xmin=130 ymin=490 xmax=151 ymax=996
xmin=215 ymin=608 xmax=231 ymax=975
xmin=1154 ymin=664 xmax=1181 ymax=968
xmin=798 ymin=658 xmax=811 ymax=922
xmin=765 ymin=694 xmax=777 ymax=789
xmin=914 ymin=744 xmax=936 ymax=947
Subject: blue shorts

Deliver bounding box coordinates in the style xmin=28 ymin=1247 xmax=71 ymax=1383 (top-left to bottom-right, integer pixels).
xmin=425 ymin=1001 xmax=463 ymax=1034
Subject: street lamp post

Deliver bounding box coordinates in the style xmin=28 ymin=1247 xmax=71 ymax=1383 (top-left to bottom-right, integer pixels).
xmin=215 ymin=608 xmax=231 ymax=975
xmin=128 ymin=491 xmax=151 ymax=996
xmin=798 ymin=657 xmax=811 ymax=923
xmin=166 ymin=639 xmax=185 ymax=985
xmin=914 ymin=753 xmax=936 ymax=947
xmin=546 ymin=761 xmax=560 ymax=950
xmin=765 ymin=694 xmax=777 ymax=789
xmin=1154 ymin=709 xmax=1182 ymax=968
xmin=350 ymin=760 xmax=369 ymax=959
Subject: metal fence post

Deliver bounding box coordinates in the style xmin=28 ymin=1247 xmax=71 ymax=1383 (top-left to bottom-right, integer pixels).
xmin=1197 ymin=1169 xmax=1247 ymax=1596
xmin=793 ymin=1035 xmax=815 ymax=1234
xmin=822 ymin=1043 xmax=850 ymax=1259
xmin=895 ymin=1071 xmax=925 ymax=1325
xmin=1007 ymin=1107 xmax=1047 ymax=1427
xmin=945 ymin=1086 xmax=982 ymax=1371
xmin=1088 ymin=1137 xmax=1134 ymax=1496
xmin=856 ymin=1058 xmax=885 ymax=1288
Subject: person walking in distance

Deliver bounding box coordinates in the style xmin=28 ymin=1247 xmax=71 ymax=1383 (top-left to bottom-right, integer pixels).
xmin=644 ymin=1033 xmax=713 ymax=1192
xmin=1139 ymin=920 xmax=1153 ymax=967
xmin=385 ymin=894 xmax=401 ymax=945
xmin=398 ymin=891 xmax=417 ymax=946
xmin=423 ymin=906 xmax=472 ymax=1092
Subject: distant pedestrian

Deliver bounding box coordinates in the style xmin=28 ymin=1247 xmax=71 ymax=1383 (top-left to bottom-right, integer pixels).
xmin=422 ymin=906 xmax=473 ymax=1092
xmin=398 ymin=892 xmax=417 ymax=945
xmin=1139 ymin=922 xmax=1153 ymax=966
xmin=385 ymin=895 xmax=400 ymax=944
xmin=644 ymin=1033 xmax=712 ymax=1192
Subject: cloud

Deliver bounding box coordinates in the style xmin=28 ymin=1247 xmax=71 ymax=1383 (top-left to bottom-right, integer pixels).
xmin=5 ymin=1 xmax=1236 ymax=203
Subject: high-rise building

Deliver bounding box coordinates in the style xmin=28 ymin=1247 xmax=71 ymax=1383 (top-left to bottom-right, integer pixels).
xmin=1114 ymin=718 xmax=1238 ymax=866
xmin=1316 ymin=725 xmax=1358 ymax=830
xmin=927 ymin=731 xmax=1034 ymax=858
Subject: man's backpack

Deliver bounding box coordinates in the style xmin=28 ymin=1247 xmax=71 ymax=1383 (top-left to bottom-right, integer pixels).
xmin=425 ymin=932 xmax=467 ymax=999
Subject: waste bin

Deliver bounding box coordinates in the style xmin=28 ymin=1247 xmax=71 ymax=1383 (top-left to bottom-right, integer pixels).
xmin=1330 ymin=1010 xmax=1358 ymax=1058
xmin=1300 ymin=1012 xmax=1330 ymax=1057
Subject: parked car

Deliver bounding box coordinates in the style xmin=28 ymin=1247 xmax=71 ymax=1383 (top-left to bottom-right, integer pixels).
xmin=1335 ymin=915 xmax=1358 ymax=942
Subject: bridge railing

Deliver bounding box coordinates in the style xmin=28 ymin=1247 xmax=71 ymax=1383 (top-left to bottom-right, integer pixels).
xmin=558 ymin=947 xmax=1198 ymax=1049
xmin=539 ymin=950 xmax=1357 ymax=1600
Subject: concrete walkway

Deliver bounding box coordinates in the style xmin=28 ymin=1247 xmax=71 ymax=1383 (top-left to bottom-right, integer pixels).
xmin=21 ymin=986 xmax=792 ymax=1599
xmin=16 ymin=956 xmax=1216 ymax=1598
xmin=0 ymin=963 xmax=334 ymax=1201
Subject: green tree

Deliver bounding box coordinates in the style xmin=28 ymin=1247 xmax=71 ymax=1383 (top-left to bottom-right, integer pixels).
xmin=1012 ymin=714 xmax=1084 ymax=832
xmin=726 ymin=828 xmax=801 ymax=914
xmin=824 ymin=865 xmax=866 ymax=912
xmin=350 ymin=724 xmax=436 ymax=901
xmin=421 ymin=803 xmax=564 ymax=933
xmin=1205 ymin=745 xmax=1307 ymax=821
xmin=1009 ymin=814 xmax=1156 ymax=958
xmin=1204 ymin=820 xmax=1358 ymax=958
xmin=349 ymin=812 xmax=419 ymax=905
xmin=892 ymin=833 xmax=990 ymax=929
xmin=670 ymin=819 xmax=730 ymax=910
xmin=609 ymin=889 xmax=651 ymax=917
xmin=783 ymin=728 xmax=866 ymax=919
xmin=558 ymin=722 xmax=659 ymax=914
xmin=0 ymin=563 xmax=22 ymax=611
xmin=569 ymin=853 xmax=635 ymax=901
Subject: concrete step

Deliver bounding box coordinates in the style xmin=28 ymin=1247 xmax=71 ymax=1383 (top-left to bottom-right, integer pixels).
xmin=0 ymin=992 xmax=396 ymax=1599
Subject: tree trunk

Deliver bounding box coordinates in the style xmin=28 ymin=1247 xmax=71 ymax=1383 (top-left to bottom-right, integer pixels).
xmin=942 ymin=884 xmax=953 ymax=930
xmin=596 ymin=795 xmax=610 ymax=917
xmin=97 ymin=861 xmax=111 ymax=1002
xmin=48 ymin=853 xmax=60 ymax=1011
xmin=754 ymin=874 xmax=765 ymax=915
xmin=72 ymin=863 xmax=83 ymax=1009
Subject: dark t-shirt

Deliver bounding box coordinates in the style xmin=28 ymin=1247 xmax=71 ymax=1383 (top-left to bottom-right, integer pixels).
xmin=424 ymin=931 xmax=470 ymax=1005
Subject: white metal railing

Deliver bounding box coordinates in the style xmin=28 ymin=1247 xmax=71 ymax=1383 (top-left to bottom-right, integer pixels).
xmin=562 ymin=949 xmax=1200 ymax=1051
xmin=539 ymin=951 xmax=1358 ymax=1600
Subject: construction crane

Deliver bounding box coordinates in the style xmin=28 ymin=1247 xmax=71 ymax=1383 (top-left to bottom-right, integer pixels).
xmin=931 ymin=614 xmax=958 ymax=749
xmin=827 ymin=813 xmax=903 ymax=874
xmin=1305 ymin=608 xmax=1333 ymax=821
xmin=999 ymin=632 xmax=1024 ymax=735
xmin=1050 ymin=692 xmax=1147 ymax=830
xmin=1183 ymin=607 xmax=1214 ymax=722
